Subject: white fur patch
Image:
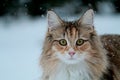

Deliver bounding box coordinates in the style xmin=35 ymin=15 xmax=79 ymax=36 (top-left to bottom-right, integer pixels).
xmin=49 ymin=61 xmax=92 ymax=80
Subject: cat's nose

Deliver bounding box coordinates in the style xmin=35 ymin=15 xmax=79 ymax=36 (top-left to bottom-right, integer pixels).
xmin=69 ymin=51 xmax=75 ymax=57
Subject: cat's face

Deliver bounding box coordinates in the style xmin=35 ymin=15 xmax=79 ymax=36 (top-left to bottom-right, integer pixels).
xmin=46 ymin=9 xmax=96 ymax=64
xmin=51 ymin=24 xmax=94 ymax=64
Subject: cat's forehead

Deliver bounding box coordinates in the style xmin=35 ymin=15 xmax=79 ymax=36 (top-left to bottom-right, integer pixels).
xmin=63 ymin=21 xmax=90 ymax=39
xmin=64 ymin=22 xmax=78 ymax=39
xmin=48 ymin=21 xmax=92 ymax=40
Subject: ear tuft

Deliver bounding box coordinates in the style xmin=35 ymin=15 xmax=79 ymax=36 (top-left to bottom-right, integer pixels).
xmin=47 ymin=10 xmax=62 ymax=28
xmin=79 ymin=9 xmax=94 ymax=26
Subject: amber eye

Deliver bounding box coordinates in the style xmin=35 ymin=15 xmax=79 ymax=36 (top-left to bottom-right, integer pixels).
xmin=76 ymin=39 xmax=84 ymax=46
xmin=59 ymin=39 xmax=67 ymax=46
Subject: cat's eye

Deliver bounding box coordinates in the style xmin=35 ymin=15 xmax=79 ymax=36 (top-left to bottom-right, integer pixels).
xmin=76 ymin=39 xmax=84 ymax=46
xmin=59 ymin=39 xmax=67 ymax=46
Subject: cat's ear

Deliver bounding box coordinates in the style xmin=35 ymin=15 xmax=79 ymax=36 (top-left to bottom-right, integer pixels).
xmin=78 ymin=9 xmax=94 ymax=26
xmin=47 ymin=10 xmax=63 ymax=29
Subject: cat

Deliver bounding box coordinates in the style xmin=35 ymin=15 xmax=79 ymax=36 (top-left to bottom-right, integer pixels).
xmin=100 ymin=35 xmax=120 ymax=80
xmin=40 ymin=9 xmax=120 ymax=80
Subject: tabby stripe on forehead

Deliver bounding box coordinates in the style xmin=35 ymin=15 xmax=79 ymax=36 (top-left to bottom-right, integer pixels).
xmin=68 ymin=25 xmax=78 ymax=39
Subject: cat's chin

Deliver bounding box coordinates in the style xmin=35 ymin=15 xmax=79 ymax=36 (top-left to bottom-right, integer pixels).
xmin=60 ymin=57 xmax=80 ymax=64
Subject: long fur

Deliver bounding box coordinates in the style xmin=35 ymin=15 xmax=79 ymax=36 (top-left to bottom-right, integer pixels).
xmin=40 ymin=10 xmax=120 ymax=80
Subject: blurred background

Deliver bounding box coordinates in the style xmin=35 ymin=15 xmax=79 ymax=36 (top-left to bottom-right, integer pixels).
xmin=0 ymin=0 xmax=120 ymax=80
xmin=0 ymin=0 xmax=120 ymax=17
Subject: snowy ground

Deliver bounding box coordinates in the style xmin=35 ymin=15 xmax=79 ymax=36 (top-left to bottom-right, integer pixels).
xmin=0 ymin=14 xmax=120 ymax=80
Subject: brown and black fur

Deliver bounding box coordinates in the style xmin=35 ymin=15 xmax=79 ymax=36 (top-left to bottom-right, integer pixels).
xmin=101 ymin=35 xmax=120 ymax=80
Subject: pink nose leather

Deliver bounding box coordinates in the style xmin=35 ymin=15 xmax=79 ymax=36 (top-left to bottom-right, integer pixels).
xmin=69 ymin=51 xmax=75 ymax=56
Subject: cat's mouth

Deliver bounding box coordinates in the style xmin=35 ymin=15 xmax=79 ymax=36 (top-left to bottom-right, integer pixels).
xmin=63 ymin=53 xmax=86 ymax=64
xmin=64 ymin=57 xmax=80 ymax=64
xmin=68 ymin=57 xmax=76 ymax=60
xmin=56 ymin=52 xmax=82 ymax=64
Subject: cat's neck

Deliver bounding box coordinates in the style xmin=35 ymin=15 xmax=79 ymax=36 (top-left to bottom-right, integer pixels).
xmin=49 ymin=61 xmax=92 ymax=80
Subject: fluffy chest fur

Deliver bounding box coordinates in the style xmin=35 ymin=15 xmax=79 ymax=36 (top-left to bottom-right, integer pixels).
xmin=49 ymin=62 xmax=92 ymax=80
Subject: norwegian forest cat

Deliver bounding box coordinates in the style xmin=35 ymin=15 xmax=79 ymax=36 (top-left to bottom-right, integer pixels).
xmin=40 ymin=9 xmax=120 ymax=80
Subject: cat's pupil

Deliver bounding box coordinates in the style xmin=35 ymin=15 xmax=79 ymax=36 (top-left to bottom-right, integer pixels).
xmin=59 ymin=39 xmax=67 ymax=46
xmin=76 ymin=39 xmax=84 ymax=46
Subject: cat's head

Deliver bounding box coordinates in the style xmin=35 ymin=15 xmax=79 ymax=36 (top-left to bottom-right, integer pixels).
xmin=44 ymin=9 xmax=99 ymax=64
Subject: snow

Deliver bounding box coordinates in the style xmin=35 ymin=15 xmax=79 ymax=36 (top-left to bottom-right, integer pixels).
xmin=0 ymin=17 xmax=47 ymax=80
xmin=0 ymin=15 xmax=120 ymax=80
xmin=95 ymin=15 xmax=120 ymax=34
